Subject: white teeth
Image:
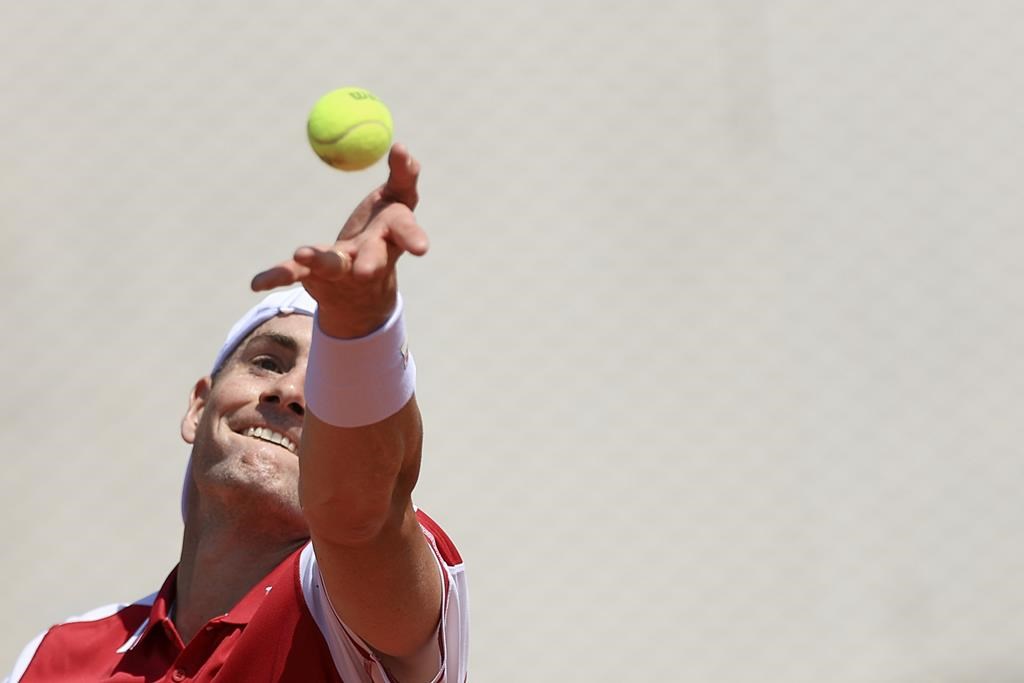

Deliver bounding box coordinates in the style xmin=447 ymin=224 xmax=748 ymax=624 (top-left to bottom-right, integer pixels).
xmin=242 ymin=426 xmax=297 ymax=453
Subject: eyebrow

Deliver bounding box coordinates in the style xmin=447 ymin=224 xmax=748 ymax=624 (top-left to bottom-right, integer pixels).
xmin=243 ymin=332 xmax=300 ymax=354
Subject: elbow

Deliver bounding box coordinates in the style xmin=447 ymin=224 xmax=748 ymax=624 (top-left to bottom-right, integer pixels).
xmin=300 ymin=488 xmax=396 ymax=546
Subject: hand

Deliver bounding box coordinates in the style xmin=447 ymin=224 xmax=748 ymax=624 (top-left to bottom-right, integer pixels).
xmin=251 ymin=144 xmax=429 ymax=337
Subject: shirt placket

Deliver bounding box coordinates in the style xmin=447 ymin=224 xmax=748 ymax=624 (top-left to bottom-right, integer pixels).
xmin=162 ymin=619 xmax=236 ymax=682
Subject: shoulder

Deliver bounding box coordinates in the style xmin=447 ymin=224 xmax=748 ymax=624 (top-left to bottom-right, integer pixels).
xmin=296 ymin=510 xmax=470 ymax=682
xmin=6 ymin=594 xmax=155 ymax=683
xmin=414 ymin=509 xmax=470 ymax=682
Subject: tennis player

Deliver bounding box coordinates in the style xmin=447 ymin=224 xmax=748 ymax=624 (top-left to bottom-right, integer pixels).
xmin=6 ymin=145 xmax=468 ymax=683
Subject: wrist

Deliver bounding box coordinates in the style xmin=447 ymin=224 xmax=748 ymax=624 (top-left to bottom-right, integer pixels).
xmin=306 ymin=293 xmax=416 ymax=427
xmin=314 ymin=280 xmax=397 ymax=339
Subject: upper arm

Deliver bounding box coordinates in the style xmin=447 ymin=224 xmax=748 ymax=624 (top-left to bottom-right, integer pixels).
xmin=299 ymin=518 xmax=470 ymax=683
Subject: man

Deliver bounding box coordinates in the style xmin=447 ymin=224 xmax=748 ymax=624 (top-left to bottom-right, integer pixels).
xmin=6 ymin=145 xmax=469 ymax=682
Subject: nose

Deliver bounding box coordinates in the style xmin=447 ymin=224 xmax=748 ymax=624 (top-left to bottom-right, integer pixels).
xmin=259 ymin=370 xmax=305 ymax=417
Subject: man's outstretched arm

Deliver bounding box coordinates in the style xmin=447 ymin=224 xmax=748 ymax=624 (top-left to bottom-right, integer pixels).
xmin=252 ymin=145 xmax=444 ymax=681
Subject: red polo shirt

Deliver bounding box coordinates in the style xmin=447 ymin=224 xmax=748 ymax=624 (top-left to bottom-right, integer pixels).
xmin=8 ymin=511 xmax=468 ymax=683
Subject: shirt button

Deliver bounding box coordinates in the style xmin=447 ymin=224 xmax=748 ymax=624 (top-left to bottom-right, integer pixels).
xmin=171 ymin=669 xmax=187 ymax=682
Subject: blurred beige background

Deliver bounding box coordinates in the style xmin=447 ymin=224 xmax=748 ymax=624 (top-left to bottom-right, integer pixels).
xmin=3 ymin=2 xmax=1023 ymax=681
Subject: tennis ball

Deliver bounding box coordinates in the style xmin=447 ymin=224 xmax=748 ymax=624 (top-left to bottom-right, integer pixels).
xmin=307 ymin=87 xmax=393 ymax=171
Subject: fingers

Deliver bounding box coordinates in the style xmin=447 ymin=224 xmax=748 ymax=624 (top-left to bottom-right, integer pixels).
xmin=337 ymin=143 xmax=421 ymax=242
xmin=251 ymin=262 xmax=310 ymax=291
xmin=380 ymin=143 xmax=420 ymax=210
xmin=251 ymin=246 xmax=350 ymax=291
xmin=377 ymin=203 xmax=430 ymax=257
xmin=352 ymin=235 xmax=390 ymax=278
xmin=346 ymin=205 xmax=428 ymax=277
xmin=294 ymin=245 xmax=352 ymax=279
xmin=252 ymin=145 xmax=426 ymax=293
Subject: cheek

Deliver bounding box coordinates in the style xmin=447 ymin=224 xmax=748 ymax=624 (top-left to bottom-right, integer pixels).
xmin=193 ymin=381 xmax=254 ymax=439
xmin=210 ymin=376 xmax=260 ymax=409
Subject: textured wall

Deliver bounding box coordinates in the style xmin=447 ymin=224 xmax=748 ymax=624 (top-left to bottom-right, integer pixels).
xmin=3 ymin=2 xmax=1023 ymax=681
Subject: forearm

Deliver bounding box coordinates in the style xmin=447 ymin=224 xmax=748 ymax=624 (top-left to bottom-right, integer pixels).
xmin=299 ymin=398 xmax=423 ymax=544
xmin=298 ymin=294 xmax=423 ymax=542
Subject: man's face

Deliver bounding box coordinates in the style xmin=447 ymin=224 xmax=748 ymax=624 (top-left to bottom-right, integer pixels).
xmin=180 ymin=313 xmax=313 ymax=532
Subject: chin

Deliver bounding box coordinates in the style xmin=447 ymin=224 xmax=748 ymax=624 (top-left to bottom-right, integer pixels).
xmin=201 ymin=460 xmax=303 ymax=525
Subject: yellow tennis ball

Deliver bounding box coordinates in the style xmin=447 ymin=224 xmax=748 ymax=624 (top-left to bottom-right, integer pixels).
xmin=307 ymin=87 xmax=393 ymax=171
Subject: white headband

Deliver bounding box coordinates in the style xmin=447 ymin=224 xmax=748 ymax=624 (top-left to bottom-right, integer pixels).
xmin=211 ymin=286 xmax=318 ymax=373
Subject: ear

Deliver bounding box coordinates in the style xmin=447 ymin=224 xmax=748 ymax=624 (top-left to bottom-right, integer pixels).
xmin=181 ymin=376 xmax=212 ymax=444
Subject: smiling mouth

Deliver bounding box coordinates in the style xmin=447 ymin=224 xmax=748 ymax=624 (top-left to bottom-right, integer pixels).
xmin=241 ymin=426 xmax=297 ymax=454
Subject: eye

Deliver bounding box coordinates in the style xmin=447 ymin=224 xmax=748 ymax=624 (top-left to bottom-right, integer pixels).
xmin=252 ymin=356 xmax=283 ymax=373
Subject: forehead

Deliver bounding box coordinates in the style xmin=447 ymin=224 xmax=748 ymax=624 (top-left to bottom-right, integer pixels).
xmin=236 ymin=313 xmax=314 ymax=356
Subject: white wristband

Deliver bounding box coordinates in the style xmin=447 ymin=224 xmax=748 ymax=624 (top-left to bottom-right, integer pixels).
xmin=305 ymin=294 xmax=416 ymax=427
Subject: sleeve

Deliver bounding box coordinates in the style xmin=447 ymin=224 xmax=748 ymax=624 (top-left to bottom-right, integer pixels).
xmin=5 ymin=631 xmax=46 ymax=683
xmin=298 ymin=514 xmax=469 ymax=683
